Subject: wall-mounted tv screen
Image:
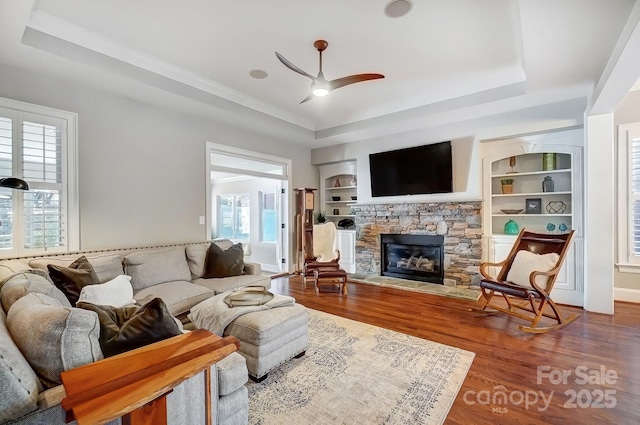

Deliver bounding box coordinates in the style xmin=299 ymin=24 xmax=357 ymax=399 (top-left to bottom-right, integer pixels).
xmin=369 ymin=141 xmax=453 ymax=197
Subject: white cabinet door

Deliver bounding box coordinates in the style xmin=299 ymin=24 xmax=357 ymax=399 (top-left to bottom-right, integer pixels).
xmin=337 ymin=230 xmax=356 ymax=273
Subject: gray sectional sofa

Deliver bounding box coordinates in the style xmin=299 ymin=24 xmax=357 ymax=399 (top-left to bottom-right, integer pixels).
xmin=0 ymin=240 xmax=270 ymax=425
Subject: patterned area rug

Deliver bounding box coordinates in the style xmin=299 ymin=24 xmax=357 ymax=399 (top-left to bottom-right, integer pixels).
xmin=349 ymin=274 xmax=481 ymax=302
xmin=246 ymin=309 xmax=475 ymax=425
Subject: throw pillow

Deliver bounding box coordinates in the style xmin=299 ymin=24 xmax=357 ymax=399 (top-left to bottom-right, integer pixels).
xmin=203 ymin=242 xmax=245 ymax=278
xmin=47 ymin=256 xmax=100 ymax=305
xmin=77 ymin=275 xmax=135 ymax=308
xmin=6 ymin=293 xmax=103 ymax=388
xmin=77 ymin=297 xmax=182 ymax=358
xmin=506 ymin=250 xmax=560 ymax=289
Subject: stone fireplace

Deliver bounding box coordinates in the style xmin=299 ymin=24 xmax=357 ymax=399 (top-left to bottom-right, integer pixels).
xmin=352 ymin=201 xmax=482 ymax=286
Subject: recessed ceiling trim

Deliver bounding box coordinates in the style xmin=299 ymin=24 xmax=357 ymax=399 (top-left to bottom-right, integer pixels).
xmin=24 ymin=9 xmax=315 ymax=131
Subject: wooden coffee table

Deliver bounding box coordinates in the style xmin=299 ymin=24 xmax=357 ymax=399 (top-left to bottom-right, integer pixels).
xmin=312 ymin=266 xmax=348 ymax=295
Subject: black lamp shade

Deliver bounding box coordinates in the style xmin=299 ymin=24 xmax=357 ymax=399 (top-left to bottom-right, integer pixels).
xmin=0 ymin=178 xmax=29 ymax=190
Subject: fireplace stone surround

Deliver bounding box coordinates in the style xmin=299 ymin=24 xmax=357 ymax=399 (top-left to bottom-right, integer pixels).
xmin=352 ymin=201 xmax=482 ymax=286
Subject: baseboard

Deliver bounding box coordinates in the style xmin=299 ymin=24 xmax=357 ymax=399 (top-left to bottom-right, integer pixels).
xmin=614 ymin=287 xmax=640 ymax=303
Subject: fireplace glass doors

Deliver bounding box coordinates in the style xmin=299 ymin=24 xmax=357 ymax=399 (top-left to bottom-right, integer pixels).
xmin=380 ymin=234 xmax=445 ymax=284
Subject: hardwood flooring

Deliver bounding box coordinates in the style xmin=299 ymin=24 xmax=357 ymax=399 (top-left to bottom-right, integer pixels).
xmin=269 ymin=276 xmax=640 ymax=425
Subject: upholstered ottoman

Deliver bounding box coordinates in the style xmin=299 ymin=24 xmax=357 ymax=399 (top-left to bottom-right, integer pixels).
xmin=223 ymin=303 xmax=308 ymax=382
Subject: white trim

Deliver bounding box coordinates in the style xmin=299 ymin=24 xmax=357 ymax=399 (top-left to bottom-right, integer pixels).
xmin=614 ymin=287 xmax=640 ymax=303
xmin=616 ymin=263 xmax=640 ymax=273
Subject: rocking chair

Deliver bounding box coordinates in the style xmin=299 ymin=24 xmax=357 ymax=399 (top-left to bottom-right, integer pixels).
xmin=477 ymin=229 xmax=579 ymax=333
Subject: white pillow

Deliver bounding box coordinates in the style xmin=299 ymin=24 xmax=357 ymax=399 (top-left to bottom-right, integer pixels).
xmin=506 ymin=251 xmax=560 ymax=289
xmin=77 ymin=275 xmax=134 ymax=307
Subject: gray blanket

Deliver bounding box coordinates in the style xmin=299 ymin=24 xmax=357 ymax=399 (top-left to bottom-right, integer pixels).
xmin=187 ymin=290 xmax=295 ymax=336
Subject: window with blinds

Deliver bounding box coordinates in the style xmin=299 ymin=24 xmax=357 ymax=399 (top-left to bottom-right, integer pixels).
xmin=631 ymin=137 xmax=640 ymax=257
xmin=617 ymin=122 xmax=640 ymax=271
xmin=0 ymin=98 xmax=78 ymax=256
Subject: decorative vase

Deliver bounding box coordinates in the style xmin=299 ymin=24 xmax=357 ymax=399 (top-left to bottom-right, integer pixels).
xmin=504 ymin=219 xmax=519 ymax=235
xmin=542 ymin=176 xmax=554 ymax=192
xmin=542 ymin=153 xmax=557 ymax=171
xmin=350 ymin=175 xmax=357 ymax=186
xmin=501 ymin=184 xmax=513 ymax=194
xmin=334 ymin=178 xmax=341 ymax=188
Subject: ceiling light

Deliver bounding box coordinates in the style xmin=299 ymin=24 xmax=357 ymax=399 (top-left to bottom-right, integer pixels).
xmin=311 ymin=74 xmax=329 ymax=97
xmin=249 ymin=69 xmax=268 ymax=79
xmin=384 ymin=0 xmax=413 ymax=18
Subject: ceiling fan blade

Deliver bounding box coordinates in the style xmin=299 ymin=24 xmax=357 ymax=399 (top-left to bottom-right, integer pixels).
xmin=275 ymin=52 xmax=316 ymax=81
xmin=329 ymin=73 xmax=385 ymax=91
xmin=299 ymin=94 xmax=314 ymax=104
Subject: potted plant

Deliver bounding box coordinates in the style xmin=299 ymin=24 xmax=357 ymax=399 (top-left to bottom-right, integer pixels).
xmin=314 ymin=211 xmax=327 ymax=224
xmin=500 ymin=178 xmax=514 ymax=194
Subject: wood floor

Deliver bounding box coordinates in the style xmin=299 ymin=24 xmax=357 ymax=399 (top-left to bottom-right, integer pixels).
xmin=269 ymin=276 xmax=640 ymax=425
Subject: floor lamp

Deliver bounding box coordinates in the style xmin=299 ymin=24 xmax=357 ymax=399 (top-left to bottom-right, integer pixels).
xmin=0 ymin=177 xmax=29 ymax=190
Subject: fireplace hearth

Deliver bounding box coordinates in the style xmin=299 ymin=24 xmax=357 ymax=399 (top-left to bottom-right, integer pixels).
xmin=380 ymin=234 xmax=444 ymax=284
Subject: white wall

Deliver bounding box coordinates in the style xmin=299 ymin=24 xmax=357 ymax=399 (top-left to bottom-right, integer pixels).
xmin=0 ymin=63 xmax=316 ymax=250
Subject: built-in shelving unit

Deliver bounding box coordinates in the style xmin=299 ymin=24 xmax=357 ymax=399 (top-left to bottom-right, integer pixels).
xmin=489 ymin=152 xmax=573 ymax=236
xmin=317 ymin=161 xmax=357 ymax=273
xmin=481 ymin=128 xmax=584 ymax=306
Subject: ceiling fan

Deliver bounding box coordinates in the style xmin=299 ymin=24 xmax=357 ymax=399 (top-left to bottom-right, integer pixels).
xmin=275 ymin=40 xmax=384 ymax=103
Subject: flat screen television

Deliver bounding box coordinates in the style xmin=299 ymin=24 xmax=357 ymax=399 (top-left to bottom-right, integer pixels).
xmin=369 ymin=141 xmax=453 ymax=197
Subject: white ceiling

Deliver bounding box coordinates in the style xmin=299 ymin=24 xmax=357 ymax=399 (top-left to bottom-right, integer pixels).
xmin=0 ymin=0 xmax=637 ymax=147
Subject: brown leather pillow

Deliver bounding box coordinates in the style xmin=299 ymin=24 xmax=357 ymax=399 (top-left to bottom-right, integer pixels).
xmin=47 ymin=256 xmax=100 ymax=305
xmin=77 ymin=297 xmax=181 ymax=357
xmin=202 ymin=242 xmax=245 ymax=278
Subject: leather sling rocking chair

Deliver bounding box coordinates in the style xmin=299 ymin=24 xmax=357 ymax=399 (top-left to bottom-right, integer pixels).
xmin=476 ymin=229 xmax=579 ymax=333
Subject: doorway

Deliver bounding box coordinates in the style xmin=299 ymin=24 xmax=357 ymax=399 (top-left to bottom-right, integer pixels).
xmin=205 ymin=143 xmax=291 ymax=273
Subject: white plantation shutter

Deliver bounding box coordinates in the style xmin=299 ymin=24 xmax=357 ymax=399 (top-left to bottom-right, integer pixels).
xmin=0 ymin=99 xmax=78 ymax=257
xmin=631 ymin=137 xmax=640 ymax=257
xmin=21 ymin=120 xmax=64 ymax=249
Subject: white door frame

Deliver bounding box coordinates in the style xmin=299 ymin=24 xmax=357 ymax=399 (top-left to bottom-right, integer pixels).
xmin=205 ymin=142 xmax=292 ymax=273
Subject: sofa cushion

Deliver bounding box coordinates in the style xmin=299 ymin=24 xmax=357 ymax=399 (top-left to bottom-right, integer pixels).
xmin=134 ymin=280 xmax=214 ymax=316
xmin=203 ymin=243 xmax=245 ymax=278
xmin=7 ymin=293 xmax=103 ymax=388
xmin=216 ymin=352 xmax=248 ymax=396
xmin=77 ymin=297 xmax=182 ymax=358
xmin=0 ymin=307 xmax=42 ymax=423
xmin=124 ymin=247 xmax=191 ymax=291
xmin=47 ymin=256 xmax=100 ymax=305
xmin=185 ymin=243 xmax=210 ymax=279
xmin=192 ymin=274 xmax=272 ymax=295
xmin=29 ymin=253 xmax=124 ymax=284
xmin=1 ymin=271 xmax=71 ymax=313
xmin=77 ymin=275 xmax=135 ymax=308
xmin=0 ymin=259 xmax=32 ymax=283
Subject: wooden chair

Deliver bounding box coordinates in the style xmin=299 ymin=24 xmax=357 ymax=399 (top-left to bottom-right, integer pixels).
xmin=477 ymin=229 xmax=579 ymax=333
xmin=303 ymin=222 xmax=343 ymax=285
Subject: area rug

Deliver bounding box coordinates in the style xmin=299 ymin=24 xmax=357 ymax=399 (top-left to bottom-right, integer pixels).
xmin=349 ymin=274 xmax=481 ymax=302
xmin=246 ymin=309 xmax=475 ymax=425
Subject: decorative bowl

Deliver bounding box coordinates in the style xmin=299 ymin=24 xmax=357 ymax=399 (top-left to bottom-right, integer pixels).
xmin=332 ymin=196 xmax=341 ymax=201
xmin=501 ymin=209 xmax=523 ymax=214
xmin=351 ymin=196 xmax=357 ymax=200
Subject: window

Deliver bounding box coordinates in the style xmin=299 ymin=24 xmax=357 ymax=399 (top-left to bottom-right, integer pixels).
xmin=217 ymin=194 xmax=250 ymax=240
xmin=260 ymin=191 xmax=277 ymax=242
xmin=0 ymin=98 xmax=78 ymax=257
xmin=617 ymin=122 xmax=640 ymax=271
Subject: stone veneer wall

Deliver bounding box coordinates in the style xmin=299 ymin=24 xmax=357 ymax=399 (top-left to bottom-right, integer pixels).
xmin=352 ymin=201 xmax=483 ymax=285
